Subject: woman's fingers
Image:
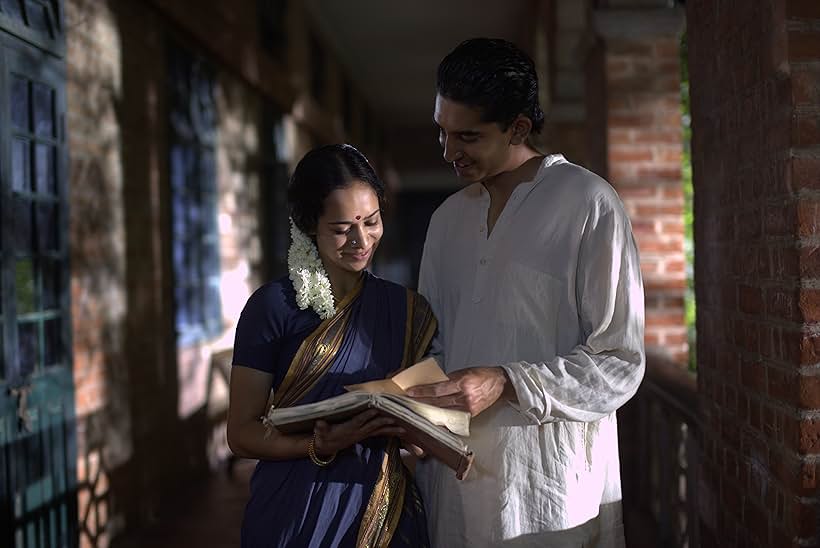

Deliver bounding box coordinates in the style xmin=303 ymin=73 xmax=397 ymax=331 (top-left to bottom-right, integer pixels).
xmin=353 ymin=409 xmax=380 ymax=426
xmin=368 ymin=426 xmax=406 ymax=438
xmin=359 ymin=416 xmax=397 ymax=432
xmin=313 ymin=411 xmax=407 ymax=455
xmin=401 ymin=441 xmax=426 ymax=457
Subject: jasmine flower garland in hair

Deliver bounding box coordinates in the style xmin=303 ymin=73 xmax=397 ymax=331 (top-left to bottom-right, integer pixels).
xmin=288 ymin=218 xmax=336 ymax=319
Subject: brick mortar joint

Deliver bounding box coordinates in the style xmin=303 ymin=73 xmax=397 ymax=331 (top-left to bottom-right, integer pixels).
xmin=794 ymin=105 xmax=820 ymax=115
xmin=791 ymin=61 xmax=820 ymax=70
xmin=799 ymin=362 xmax=820 ymax=374
xmin=789 ymin=450 xmax=820 ymax=465
xmin=797 ymin=495 xmax=820 ymax=505
xmin=796 ymin=190 xmax=820 ymax=202
xmin=740 ymin=388 xmax=820 ymax=420
xmin=723 ymin=315 xmax=814 ymax=332
xmin=787 ymin=20 xmax=820 ymax=32
xmin=799 ymin=237 xmax=820 ymax=246
xmin=793 ymin=146 xmax=820 ymax=159
xmin=748 ymin=358 xmax=820 ymax=377
xmin=799 ymin=408 xmax=820 ymax=420
xmin=726 ymin=345 xmax=816 ymax=368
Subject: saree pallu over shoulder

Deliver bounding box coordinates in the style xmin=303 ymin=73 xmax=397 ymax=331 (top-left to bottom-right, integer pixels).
xmin=269 ymin=276 xmax=436 ymax=548
xmin=402 ymin=289 xmax=438 ymax=369
xmin=272 ymin=276 xmax=364 ymax=408
xmin=357 ymin=288 xmax=436 ymax=548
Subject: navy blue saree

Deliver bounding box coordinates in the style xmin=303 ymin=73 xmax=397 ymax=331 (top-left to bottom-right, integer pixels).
xmin=232 ymin=272 xmax=436 ymax=548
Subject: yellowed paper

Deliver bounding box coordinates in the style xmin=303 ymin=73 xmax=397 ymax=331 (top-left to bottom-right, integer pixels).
xmin=345 ymin=357 xmax=448 ymax=395
xmin=344 ymin=378 xmax=405 ymax=395
xmin=391 ymin=357 xmax=449 ymax=391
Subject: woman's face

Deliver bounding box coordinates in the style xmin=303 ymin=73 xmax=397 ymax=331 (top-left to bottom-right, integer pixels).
xmin=314 ymin=180 xmax=383 ymax=282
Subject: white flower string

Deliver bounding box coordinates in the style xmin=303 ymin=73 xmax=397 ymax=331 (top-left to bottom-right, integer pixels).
xmin=287 ymin=218 xmax=336 ymax=320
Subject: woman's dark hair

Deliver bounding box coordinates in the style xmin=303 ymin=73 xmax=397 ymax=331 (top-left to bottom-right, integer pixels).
xmin=437 ymin=38 xmax=544 ymax=134
xmin=287 ymin=144 xmax=386 ymax=234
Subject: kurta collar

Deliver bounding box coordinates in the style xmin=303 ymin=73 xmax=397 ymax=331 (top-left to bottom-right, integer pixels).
xmin=506 ymin=153 xmax=568 ymax=202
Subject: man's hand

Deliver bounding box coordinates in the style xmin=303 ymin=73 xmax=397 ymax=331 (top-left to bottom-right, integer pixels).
xmin=405 ymin=366 xmax=516 ymax=417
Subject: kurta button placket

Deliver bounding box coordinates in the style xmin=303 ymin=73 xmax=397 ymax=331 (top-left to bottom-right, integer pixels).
xmin=472 ymin=189 xmax=492 ymax=304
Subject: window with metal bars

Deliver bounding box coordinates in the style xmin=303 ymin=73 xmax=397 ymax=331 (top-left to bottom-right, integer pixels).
xmin=0 ymin=2 xmax=78 ymax=546
xmin=1 ymin=45 xmax=66 ymax=386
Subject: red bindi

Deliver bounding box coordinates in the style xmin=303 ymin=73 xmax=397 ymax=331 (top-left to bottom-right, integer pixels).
xmin=355 ymin=215 xmax=361 ymax=220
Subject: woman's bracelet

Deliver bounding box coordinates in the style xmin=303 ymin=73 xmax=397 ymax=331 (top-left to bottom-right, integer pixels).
xmin=308 ymin=433 xmax=336 ymax=467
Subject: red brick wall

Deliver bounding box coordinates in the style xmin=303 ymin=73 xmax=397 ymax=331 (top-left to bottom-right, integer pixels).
xmin=601 ymin=35 xmax=688 ymax=362
xmin=689 ymin=0 xmax=820 ymax=545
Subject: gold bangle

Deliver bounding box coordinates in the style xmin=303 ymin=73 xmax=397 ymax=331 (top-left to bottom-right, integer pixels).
xmin=308 ymin=433 xmax=336 ymax=467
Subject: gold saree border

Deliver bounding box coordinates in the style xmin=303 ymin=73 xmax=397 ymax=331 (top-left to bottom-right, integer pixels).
xmin=406 ymin=290 xmax=438 ymax=367
xmin=273 ymin=276 xmax=364 ymax=408
xmin=355 ymin=439 xmax=406 ymax=548
xmin=357 ymin=290 xmax=437 ymax=547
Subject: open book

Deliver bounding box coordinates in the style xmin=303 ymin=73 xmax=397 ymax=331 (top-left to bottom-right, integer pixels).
xmin=264 ymin=358 xmax=474 ymax=479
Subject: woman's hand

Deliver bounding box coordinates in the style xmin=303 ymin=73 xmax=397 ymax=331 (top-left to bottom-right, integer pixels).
xmin=313 ymin=410 xmax=404 ymax=457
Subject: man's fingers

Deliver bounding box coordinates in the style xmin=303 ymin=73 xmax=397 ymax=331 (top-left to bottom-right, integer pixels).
xmin=406 ymin=380 xmax=460 ymax=398
xmin=409 ymin=394 xmax=469 ymax=411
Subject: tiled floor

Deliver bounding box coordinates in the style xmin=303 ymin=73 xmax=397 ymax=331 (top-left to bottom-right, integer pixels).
xmin=112 ymin=459 xmax=254 ymax=548
xmin=111 ymin=458 xmax=651 ymax=547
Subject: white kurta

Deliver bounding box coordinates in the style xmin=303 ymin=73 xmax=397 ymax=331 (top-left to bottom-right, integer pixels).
xmin=416 ymin=154 xmax=645 ymax=548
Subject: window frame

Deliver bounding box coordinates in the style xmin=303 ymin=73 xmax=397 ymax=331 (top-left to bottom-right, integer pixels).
xmin=168 ymin=44 xmax=223 ymax=346
xmin=0 ymin=32 xmax=69 ymax=386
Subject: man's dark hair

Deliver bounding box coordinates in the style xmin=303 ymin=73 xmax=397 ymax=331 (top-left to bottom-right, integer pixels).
xmin=288 ymin=144 xmax=385 ymax=234
xmin=437 ymin=38 xmax=545 ymax=134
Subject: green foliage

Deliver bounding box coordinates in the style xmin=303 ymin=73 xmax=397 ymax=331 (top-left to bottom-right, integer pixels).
xmin=680 ymin=32 xmax=696 ymax=371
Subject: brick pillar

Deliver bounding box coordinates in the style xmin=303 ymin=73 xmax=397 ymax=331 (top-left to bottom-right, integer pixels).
xmin=592 ymin=8 xmax=688 ymax=363
xmin=689 ymin=0 xmax=820 ymax=545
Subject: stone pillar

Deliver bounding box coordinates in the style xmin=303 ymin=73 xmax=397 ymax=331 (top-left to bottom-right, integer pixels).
xmin=689 ymin=0 xmax=820 ymax=545
xmin=591 ymin=7 xmax=688 ymax=362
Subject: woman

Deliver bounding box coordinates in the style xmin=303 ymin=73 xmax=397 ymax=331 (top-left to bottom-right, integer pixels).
xmin=227 ymin=144 xmax=435 ymax=548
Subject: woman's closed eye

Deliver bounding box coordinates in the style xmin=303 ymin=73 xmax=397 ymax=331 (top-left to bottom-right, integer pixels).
xmin=334 ymin=222 xmax=378 ymax=236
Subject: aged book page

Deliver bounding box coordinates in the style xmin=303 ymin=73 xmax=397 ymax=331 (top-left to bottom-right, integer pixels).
xmin=344 ymin=357 xmax=449 ymax=396
xmin=265 ymin=358 xmax=474 ymax=478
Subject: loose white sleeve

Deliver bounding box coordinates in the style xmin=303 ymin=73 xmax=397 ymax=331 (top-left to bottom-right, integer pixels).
xmin=501 ymin=199 xmax=646 ymax=423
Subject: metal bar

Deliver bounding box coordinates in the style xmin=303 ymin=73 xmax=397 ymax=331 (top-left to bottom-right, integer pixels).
xmin=623 ymin=352 xmax=701 ymax=548
xmin=2 ymin=418 xmax=13 ymax=547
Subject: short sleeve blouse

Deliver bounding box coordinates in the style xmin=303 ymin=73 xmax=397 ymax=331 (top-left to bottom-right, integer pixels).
xmin=231 ymin=276 xmax=321 ymax=391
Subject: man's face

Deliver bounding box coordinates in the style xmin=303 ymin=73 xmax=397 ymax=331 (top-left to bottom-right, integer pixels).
xmin=433 ymin=94 xmax=515 ymax=184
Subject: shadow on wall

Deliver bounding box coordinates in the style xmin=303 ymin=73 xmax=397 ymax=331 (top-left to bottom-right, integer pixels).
xmin=67 ymin=1 xmax=242 ymax=545
xmin=66 ymin=0 xmax=133 ymax=542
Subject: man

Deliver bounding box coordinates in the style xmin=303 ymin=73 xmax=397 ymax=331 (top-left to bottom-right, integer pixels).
xmin=406 ymin=38 xmax=645 ymax=547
